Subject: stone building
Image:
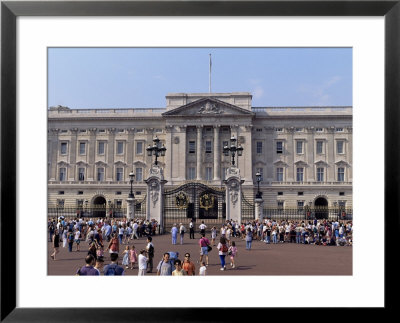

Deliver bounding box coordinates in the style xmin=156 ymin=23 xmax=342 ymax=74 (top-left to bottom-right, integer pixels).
xmin=48 ymin=92 xmax=352 ymax=219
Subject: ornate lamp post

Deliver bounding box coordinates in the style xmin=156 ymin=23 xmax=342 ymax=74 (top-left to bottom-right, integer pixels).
xmin=223 ymin=135 xmax=243 ymax=166
xmin=129 ymin=171 xmax=135 ymax=198
xmin=255 ymin=171 xmax=262 ymax=198
xmin=146 ymin=136 xmax=166 ymax=166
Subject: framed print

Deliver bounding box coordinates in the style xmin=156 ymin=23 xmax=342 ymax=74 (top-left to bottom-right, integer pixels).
xmin=1 ymin=0 xmax=398 ymax=321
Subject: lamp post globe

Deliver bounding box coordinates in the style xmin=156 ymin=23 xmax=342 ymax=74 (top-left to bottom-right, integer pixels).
xmin=256 ymin=171 xmax=262 ymax=198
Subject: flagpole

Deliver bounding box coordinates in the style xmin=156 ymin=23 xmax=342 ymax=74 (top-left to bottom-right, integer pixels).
xmin=209 ymin=53 xmax=212 ymax=93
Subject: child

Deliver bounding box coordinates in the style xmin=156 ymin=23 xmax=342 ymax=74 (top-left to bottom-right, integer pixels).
xmin=211 ymin=226 xmax=217 ymax=246
xmin=122 ymin=245 xmax=130 ymax=269
xmin=228 ymin=241 xmax=238 ymax=268
xmin=129 ymin=245 xmax=138 ymax=270
xmin=199 ymin=262 xmax=207 ymax=276
xmin=96 ymin=245 xmax=104 ymax=261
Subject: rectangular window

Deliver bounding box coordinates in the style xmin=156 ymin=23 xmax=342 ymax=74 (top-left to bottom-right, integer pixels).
xmin=205 ymin=141 xmax=212 ymax=153
xmin=316 ymin=128 xmax=323 ymax=132
xmin=256 ymin=128 xmax=263 ymax=132
xmin=295 ymin=128 xmax=303 ymax=132
xmin=98 ymin=129 xmax=106 ymax=133
xmin=78 ymin=168 xmax=85 ymax=181
xmin=296 ymin=168 xmax=304 ymax=182
xmin=136 ymin=141 xmax=143 ymax=155
xmin=296 ymin=141 xmax=303 ymax=154
xmin=60 ymin=142 xmax=67 ymax=155
xmin=337 ymin=167 xmax=345 ymax=182
xmin=79 ymin=142 xmax=86 ymax=155
xmin=276 ymin=128 xmax=283 ymax=132
xmin=276 ymin=168 xmax=283 ymax=182
xmin=317 ymin=167 xmax=324 ymax=182
xmin=188 ymin=167 xmax=196 ymax=180
xmin=205 ymin=167 xmax=212 ymax=181
xmin=297 ymin=201 xmax=304 ymax=209
xmin=188 ymin=141 xmax=196 ymax=153
xmin=117 ymin=142 xmax=124 ymax=154
xmin=77 ymin=199 xmax=84 ymax=208
xmin=337 ymin=141 xmax=344 ymax=154
xmin=97 ymin=168 xmax=104 ymax=181
xmin=316 ymin=141 xmax=323 ymax=154
xmin=256 ymin=141 xmax=263 ymax=154
xmin=59 ymin=168 xmax=66 ymax=181
xmin=256 ymin=168 xmax=264 ymax=181
xmin=276 ymin=141 xmax=283 ymax=154
xmin=116 ymin=167 xmax=123 ymax=181
xmin=136 ymin=167 xmax=143 ymax=182
xmin=277 ymin=201 xmax=284 ymax=209
xmin=336 ymin=127 xmax=344 ymax=132
xmin=98 ymin=142 xmax=105 ymax=155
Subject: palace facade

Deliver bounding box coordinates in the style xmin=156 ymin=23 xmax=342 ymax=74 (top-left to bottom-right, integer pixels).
xmin=48 ymin=92 xmax=352 ymax=218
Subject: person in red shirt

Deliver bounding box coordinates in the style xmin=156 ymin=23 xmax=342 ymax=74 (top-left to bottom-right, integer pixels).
xmin=182 ymin=253 xmax=195 ymax=275
xmin=198 ymin=234 xmax=210 ymax=266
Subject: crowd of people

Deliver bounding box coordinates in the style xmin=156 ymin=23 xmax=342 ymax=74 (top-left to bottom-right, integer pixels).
xmin=48 ymin=216 xmax=352 ymax=276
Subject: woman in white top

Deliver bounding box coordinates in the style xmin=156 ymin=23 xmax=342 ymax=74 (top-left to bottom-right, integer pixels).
xmin=217 ymin=236 xmax=229 ymax=271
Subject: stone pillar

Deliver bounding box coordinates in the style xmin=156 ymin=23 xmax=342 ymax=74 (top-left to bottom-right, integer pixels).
xmin=254 ymin=197 xmax=264 ymax=222
xmin=88 ymin=128 xmax=97 ymax=181
xmin=224 ymin=166 xmax=243 ymax=224
xmin=196 ymin=125 xmax=202 ymax=180
xmin=126 ymin=197 xmax=135 ymax=221
xmin=49 ymin=129 xmax=60 ymax=181
xmin=213 ymin=125 xmax=220 ymax=180
xmin=69 ymin=128 xmax=78 ymax=181
xmin=145 ymin=165 xmax=167 ymax=233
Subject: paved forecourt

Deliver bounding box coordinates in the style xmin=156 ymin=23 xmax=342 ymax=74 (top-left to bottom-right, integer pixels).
xmin=48 ymin=230 xmax=352 ymax=276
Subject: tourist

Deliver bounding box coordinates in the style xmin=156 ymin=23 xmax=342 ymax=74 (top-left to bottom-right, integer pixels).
xmin=129 ymin=245 xmax=138 ymax=269
xmin=107 ymin=233 xmax=119 ymax=255
xmin=104 ymin=253 xmax=125 ymax=275
xmin=146 ymin=236 xmax=155 ymax=273
xmin=67 ymin=229 xmax=74 ymax=252
xmin=199 ymin=262 xmax=207 ymax=276
xmin=228 ymin=241 xmax=238 ymax=268
xmin=131 ymin=221 xmax=139 ymax=240
xmin=94 ymin=257 xmax=104 ymax=275
xmin=74 ymin=227 xmax=81 ymax=251
xmin=210 ymin=226 xmax=217 ymax=246
xmin=122 ymin=245 xmax=130 ymax=269
xmin=138 ymin=250 xmax=148 ymax=276
xmin=182 ymin=253 xmax=195 ymax=276
xmin=179 ymin=223 xmax=186 ymax=245
xmin=50 ymin=229 xmax=60 ymax=260
xmin=217 ymin=236 xmax=229 ymax=271
xmin=76 ymin=255 xmax=99 ymax=276
xmin=171 ymin=224 xmax=178 ymax=245
xmin=199 ymin=233 xmax=210 ymax=266
xmin=199 ymin=221 xmax=207 ymax=236
xmin=245 ymin=227 xmax=253 ymax=250
xmin=172 ymin=259 xmax=187 ymax=276
xmin=189 ymin=219 xmax=195 ymax=239
xmin=157 ymin=253 xmax=173 ymax=276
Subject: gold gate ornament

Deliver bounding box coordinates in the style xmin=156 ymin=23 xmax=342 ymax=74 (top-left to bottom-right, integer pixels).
xmin=199 ymin=193 xmax=215 ymax=211
xmin=175 ymin=192 xmax=189 ymax=209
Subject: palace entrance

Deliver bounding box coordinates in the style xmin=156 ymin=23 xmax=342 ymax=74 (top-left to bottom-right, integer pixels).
xmin=92 ymin=195 xmax=107 ymax=218
xmin=314 ymin=197 xmax=328 ymax=219
xmin=163 ymin=182 xmax=226 ymax=227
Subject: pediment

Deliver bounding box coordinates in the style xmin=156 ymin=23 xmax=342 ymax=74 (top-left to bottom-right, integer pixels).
xmin=335 ymin=160 xmax=350 ymax=166
xmin=162 ymin=98 xmax=254 ymax=117
xmin=273 ymin=160 xmax=288 ymax=167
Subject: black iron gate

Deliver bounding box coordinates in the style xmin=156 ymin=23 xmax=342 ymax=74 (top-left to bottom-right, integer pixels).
xmin=163 ymin=182 xmax=226 ymax=223
xmin=241 ymin=193 xmax=255 ymax=222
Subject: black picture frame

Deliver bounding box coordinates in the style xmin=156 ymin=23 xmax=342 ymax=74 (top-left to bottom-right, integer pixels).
xmin=1 ymin=0 xmax=397 ymax=321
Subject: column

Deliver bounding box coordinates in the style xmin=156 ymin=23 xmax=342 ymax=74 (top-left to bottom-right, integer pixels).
xmin=126 ymin=128 xmax=135 ymax=177
xmin=196 ymin=125 xmax=202 ymax=180
xmin=49 ymin=129 xmax=60 ymax=181
xmin=88 ymin=128 xmax=97 ymax=181
xmin=213 ymin=125 xmax=220 ymax=180
xmin=164 ymin=125 xmax=173 ymax=182
xmin=126 ymin=197 xmax=135 ymax=220
xmin=69 ymin=128 xmax=78 ymax=181
xmin=107 ymin=128 xmax=116 ymax=181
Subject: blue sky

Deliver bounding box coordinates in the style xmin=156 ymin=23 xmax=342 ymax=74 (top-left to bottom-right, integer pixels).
xmin=48 ymin=47 xmax=352 ymax=109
